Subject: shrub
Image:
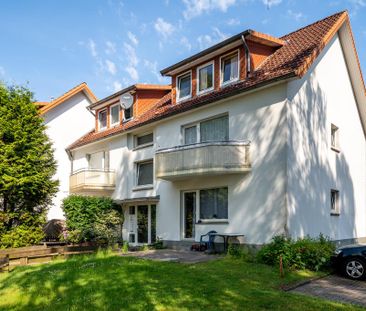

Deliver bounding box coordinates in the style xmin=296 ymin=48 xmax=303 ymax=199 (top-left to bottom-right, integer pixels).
xmin=257 ymin=234 xmax=335 ymax=271
xmin=62 ymin=195 xmax=123 ymax=245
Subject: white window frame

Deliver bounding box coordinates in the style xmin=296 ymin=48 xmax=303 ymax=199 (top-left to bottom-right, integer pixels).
xmin=331 ymin=123 xmax=340 ymax=152
xmin=98 ymin=108 xmax=107 ymax=131
xmin=330 ymin=189 xmax=340 ymax=215
xmin=110 ymin=103 xmax=120 ymax=127
xmin=123 ymin=106 xmax=134 ymax=122
xmin=86 ymin=150 xmax=109 ymax=170
xmin=135 ymin=159 xmax=154 ymax=188
xmin=134 ymin=132 xmax=154 ymax=149
xmin=181 ymin=113 xmax=229 ymax=145
xmin=197 ymin=61 xmax=215 ymax=95
xmin=220 ymin=49 xmax=240 ymax=86
xmin=176 ymin=71 xmax=192 ymax=102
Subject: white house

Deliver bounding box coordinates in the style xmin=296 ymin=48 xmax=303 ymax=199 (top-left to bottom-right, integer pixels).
xmin=67 ymin=11 xmax=366 ymax=247
xmin=36 ymin=83 xmax=97 ymax=220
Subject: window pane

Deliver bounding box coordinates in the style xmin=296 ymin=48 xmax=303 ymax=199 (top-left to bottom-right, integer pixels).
xmin=111 ymin=105 xmax=120 ymax=125
xmin=184 ymin=192 xmax=196 ymax=239
xmin=99 ymin=110 xmax=107 ymax=129
xmin=222 ymin=53 xmax=238 ymax=83
xmin=178 ymin=74 xmax=191 ymax=99
xmin=200 ymin=188 xmax=228 ymax=220
xmin=151 ymin=205 xmax=156 ymax=243
xmin=124 ymin=107 xmax=133 ymax=120
xmin=89 ymin=151 xmax=104 ymax=169
xmin=200 ymin=115 xmax=228 ymax=142
xmin=137 ymin=133 xmax=153 ymax=146
xmin=137 ymin=161 xmax=153 ymax=185
xmin=199 ymin=64 xmax=213 ymax=92
xmin=184 ymin=126 xmax=197 ymax=144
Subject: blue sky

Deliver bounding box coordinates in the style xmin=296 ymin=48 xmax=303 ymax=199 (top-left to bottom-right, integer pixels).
xmin=0 ymin=0 xmax=365 ymax=101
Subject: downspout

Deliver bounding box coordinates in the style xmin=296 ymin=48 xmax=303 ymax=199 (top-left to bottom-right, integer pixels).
xmin=241 ymin=35 xmax=251 ymax=77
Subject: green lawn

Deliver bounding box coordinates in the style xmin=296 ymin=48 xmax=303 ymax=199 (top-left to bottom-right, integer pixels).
xmin=0 ymin=252 xmax=362 ymax=311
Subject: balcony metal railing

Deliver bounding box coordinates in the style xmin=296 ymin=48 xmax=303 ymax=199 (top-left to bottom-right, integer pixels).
xmin=155 ymin=141 xmax=251 ymax=180
xmin=69 ymin=168 xmax=116 ymax=193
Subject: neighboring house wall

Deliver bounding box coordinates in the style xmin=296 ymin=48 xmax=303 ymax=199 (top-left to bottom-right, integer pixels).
xmin=43 ymin=92 xmax=94 ymax=219
xmin=287 ymin=33 xmax=366 ymax=242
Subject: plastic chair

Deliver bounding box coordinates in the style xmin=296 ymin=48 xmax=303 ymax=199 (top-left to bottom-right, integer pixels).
xmin=200 ymin=230 xmax=217 ymax=251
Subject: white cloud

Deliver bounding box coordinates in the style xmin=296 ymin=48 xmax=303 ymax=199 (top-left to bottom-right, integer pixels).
xmin=287 ymin=10 xmax=305 ymax=22
xmin=88 ymin=39 xmax=98 ymax=58
xmin=105 ymin=41 xmax=116 ymax=55
xmin=144 ymin=59 xmax=165 ymax=83
xmin=349 ymin=0 xmax=366 ymax=6
xmin=262 ymin=0 xmax=282 ymax=9
xmin=125 ymin=66 xmax=139 ymax=81
xmin=227 ymin=18 xmax=240 ymax=26
xmin=105 ymin=60 xmax=117 ymax=75
xmin=154 ymin=17 xmax=175 ymax=39
xmin=0 ymin=66 xmax=5 ymax=77
xmin=123 ymin=43 xmax=139 ymax=67
xmin=113 ymin=80 xmax=122 ymax=92
xmin=197 ymin=27 xmax=228 ymax=50
xmin=182 ymin=0 xmax=236 ymax=20
xmin=127 ymin=31 xmax=139 ymax=45
xmin=180 ymin=36 xmax=192 ymax=51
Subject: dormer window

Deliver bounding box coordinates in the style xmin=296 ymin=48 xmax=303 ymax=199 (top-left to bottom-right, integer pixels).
xmin=124 ymin=106 xmax=133 ymax=121
xmin=110 ymin=103 xmax=120 ymax=126
xmin=221 ymin=51 xmax=239 ymax=85
xmin=197 ymin=62 xmax=214 ymax=94
xmin=98 ymin=109 xmax=107 ymax=130
xmin=177 ymin=72 xmax=192 ymax=102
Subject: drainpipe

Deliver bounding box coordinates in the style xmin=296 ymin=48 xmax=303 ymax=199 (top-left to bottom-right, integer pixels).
xmin=241 ymin=35 xmax=251 ymax=77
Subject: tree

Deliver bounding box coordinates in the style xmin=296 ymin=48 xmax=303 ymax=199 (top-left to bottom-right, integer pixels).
xmin=0 ymin=83 xmax=58 ymax=248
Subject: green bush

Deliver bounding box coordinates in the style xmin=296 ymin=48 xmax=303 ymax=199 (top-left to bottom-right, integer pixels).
xmin=62 ymin=195 xmax=123 ymax=245
xmin=257 ymin=234 xmax=335 ymax=271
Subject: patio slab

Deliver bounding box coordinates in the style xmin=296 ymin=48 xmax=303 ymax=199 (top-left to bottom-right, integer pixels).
xmin=120 ymin=249 xmax=222 ymax=264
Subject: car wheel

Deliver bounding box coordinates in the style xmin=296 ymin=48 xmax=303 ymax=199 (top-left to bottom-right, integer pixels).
xmin=343 ymin=258 xmax=366 ymax=280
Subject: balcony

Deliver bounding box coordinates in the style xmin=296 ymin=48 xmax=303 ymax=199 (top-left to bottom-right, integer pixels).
xmin=69 ymin=169 xmax=116 ymax=194
xmin=155 ymin=141 xmax=250 ymax=181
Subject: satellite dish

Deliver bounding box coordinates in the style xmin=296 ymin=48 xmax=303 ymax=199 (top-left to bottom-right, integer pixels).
xmin=120 ymin=93 xmax=133 ymax=109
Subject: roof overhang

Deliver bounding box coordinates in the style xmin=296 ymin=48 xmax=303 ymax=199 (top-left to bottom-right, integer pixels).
xmin=115 ymin=195 xmax=160 ymax=205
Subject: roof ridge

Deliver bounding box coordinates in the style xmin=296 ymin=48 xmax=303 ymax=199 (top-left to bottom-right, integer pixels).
xmin=280 ymin=10 xmax=347 ymax=40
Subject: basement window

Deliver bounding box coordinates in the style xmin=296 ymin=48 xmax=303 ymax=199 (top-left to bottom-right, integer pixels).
xmin=330 ymin=189 xmax=340 ymax=215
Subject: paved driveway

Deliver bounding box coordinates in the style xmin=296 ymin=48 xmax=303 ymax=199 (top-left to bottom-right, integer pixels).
xmin=292 ymin=275 xmax=366 ymax=307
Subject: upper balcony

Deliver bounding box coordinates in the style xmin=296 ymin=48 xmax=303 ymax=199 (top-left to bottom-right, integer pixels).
xmin=69 ymin=169 xmax=116 ymax=194
xmin=155 ymin=141 xmax=251 ymax=181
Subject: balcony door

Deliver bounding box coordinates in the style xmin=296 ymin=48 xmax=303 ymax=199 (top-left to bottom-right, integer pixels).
xmin=183 ymin=192 xmax=196 ymax=239
xmin=129 ymin=205 xmax=156 ymax=245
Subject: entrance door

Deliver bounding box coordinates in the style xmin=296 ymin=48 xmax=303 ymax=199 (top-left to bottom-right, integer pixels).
xmin=183 ymin=192 xmax=196 ymax=239
xmin=137 ymin=205 xmax=149 ymax=244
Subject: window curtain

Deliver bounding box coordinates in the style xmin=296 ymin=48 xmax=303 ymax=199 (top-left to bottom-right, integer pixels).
xmin=200 ymin=115 xmax=228 ymax=142
xmin=199 ymin=188 xmax=228 ymax=219
xmin=184 ymin=126 xmax=197 ymax=144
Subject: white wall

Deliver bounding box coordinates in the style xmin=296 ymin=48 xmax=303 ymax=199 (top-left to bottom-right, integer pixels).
xmin=43 ymin=92 xmax=94 ymax=220
xmin=287 ymin=33 xmax=366 ymax=241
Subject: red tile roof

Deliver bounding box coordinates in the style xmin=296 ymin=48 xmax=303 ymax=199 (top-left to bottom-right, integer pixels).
xmin=68 ymin=11 xmax=362 ymax=150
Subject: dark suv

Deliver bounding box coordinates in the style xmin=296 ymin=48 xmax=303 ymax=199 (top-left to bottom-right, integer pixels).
xmin=331 ymin=244 xmax=366 ymax=280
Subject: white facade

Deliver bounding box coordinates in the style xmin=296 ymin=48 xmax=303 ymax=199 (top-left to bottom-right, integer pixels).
xmin=43 ymin=92 xmax=95 ymax=220
xmin=70 ymin=29 xmax=366 ymax=245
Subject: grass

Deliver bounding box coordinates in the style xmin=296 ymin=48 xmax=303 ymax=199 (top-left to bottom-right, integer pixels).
xmin=0 ymin=251 xmax=363 ymax=311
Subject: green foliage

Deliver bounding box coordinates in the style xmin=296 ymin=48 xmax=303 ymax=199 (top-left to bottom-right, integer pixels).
xmin=0 ymin=83 xmax=58 ymax=248
xmin=227 ymin=244 xmax=253 ymax=261
xmin=257 ymin=234 xmax=335 ymax=271
xmin=62 ymin=195 xmax=123 ymax=245
xmin=121 ymin=242 xmax=129 ymax=254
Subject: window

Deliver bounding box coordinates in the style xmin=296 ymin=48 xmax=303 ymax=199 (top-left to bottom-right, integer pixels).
xmin=137 ymin=160 xmax=153 ymax=186
xmin=110 ymin=104 xmax=120 ymax=126
xmin=331 ymin=124 xmax=339 ymax=151
xmin=331 ymin=189 xmax=340 ymax=215
xmin=200 ymin=188 xmax=228 ymax=220
xmin=221 ymin=51 xmax=239 ymax=85
xmin=198 ymin=62 xmax=214 ymax=93
xmin=98 ymin=109 xmax=107 ymax=130
xmin=129 ymin=206 xmax=135 ymax=215
xmin=87 ymin=151 xmax=109 ymax=170
xmin=183 ymin=115 xmax=228 ymax=144
xmin=177 ymin=72 xmax=191 ymax=101
xmin=136 ymin=133 xmax=153 ymax=147
xmin=124 ymin=106 xmax=133 ymax=121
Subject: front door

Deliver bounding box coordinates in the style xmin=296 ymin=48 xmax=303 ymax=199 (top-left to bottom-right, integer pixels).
xmin=137 ymin=205 xmax=149 ymax=244
xmin=183 ymin=192 xmax=196 ymax=239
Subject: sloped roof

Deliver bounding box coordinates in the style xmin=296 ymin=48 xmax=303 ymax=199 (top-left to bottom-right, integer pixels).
xmin=36 ymin=82 xmax=97 ymax=115
xmin=68 ymin=11 xmax=364 ymax=150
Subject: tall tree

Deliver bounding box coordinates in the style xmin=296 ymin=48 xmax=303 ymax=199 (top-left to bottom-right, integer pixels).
xmin=0 ymin=83 xmax=58 ymax=248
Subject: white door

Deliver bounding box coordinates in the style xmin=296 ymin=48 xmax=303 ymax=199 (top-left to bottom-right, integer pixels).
xmin=128 ymin=206 xmax=137 ymax=244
